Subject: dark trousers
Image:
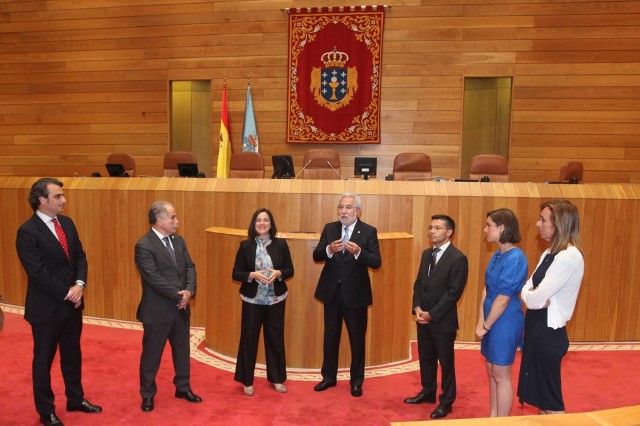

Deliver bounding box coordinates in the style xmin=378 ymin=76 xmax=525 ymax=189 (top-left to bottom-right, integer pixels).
xmin=417 ymin=323 xmax=457 ymax=407
xmin=139 ymin=311 xmax=191 ymax=398
xmin=30 ymin=308 xmax=84 ymax=416
xmin=234 ymin=300 xmax=287 ymax=386
xmin=321 ymin=292 xmax=368 ymax=386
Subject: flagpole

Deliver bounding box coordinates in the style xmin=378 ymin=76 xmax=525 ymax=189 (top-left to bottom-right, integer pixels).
xmin=216 ymin=81 xmax=231 ymax=177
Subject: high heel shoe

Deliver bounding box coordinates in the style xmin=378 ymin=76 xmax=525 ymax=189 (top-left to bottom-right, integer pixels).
xmin=273 ymin=383 xmax=287 ymax=393
xmin=243 ymin=385 xmax=254 ymax=396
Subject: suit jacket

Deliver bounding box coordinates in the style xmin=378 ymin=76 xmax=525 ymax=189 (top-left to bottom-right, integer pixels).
xmin=135 ymin=230 xmax=196 ymax=324
xmin=16 ymin=213 xmax=88 ymax=324
xmin=313 ymin=220 xmax=381 ymax=308
xmin=232 ymin=237 xmax=294 ymax=298
xmin=412 ymin=244 xmax=468 ymax=332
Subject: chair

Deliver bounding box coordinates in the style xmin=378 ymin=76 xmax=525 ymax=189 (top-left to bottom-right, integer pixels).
xmin=106 ymin=153 xmax=136 ymax=177
xmin=299 ymin=149 xmax=341 ymax=180
xmin=229 ymin=152 xmax=265 ymax=178
xmin=163 ymin=151 xmax=198 ymax=177
xmin=392 ymin=153 xmax=432 ymax=181
xmin=469 ymin=154 xmax=509 ymax=182
xmin=559 ymin=161 xmax=584 ymax=183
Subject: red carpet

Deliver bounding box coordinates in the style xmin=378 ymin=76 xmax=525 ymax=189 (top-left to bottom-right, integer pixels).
xmin=1 ymin=306 xmax=639 ymax=425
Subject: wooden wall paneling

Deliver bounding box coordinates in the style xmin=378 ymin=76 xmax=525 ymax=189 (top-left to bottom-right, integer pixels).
xmin=571 ymin=196 xmax=599 ymax=341
xmin=456 ymin=192 xmax=486 ymax=342
xmin=0 ymin=181 xmax=33 ymax=305
xmin=600 ymin=199 xmax=622 ymax=339
xmin=1 ymin=1 xmax=640 ymax=182
xmin=628 ymin=207 xmax=640 ymax=340
xmin=592 ymin=200 xmax=614 ymax=341
xmin=608 ymin=197 xmax=635 ymax=339
xmin=611 ymin=199 xmax=636 ymax=340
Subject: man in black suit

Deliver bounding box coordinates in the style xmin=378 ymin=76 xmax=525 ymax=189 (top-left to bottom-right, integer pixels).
xmin=16 ymin=177 xmax=102 ymax=426
xmin=313 ymin=193 xmax=381 ymax=397
xmin=404 ymin=214 xmax=468 ymax=419
xmin=135 ymin=201 xmax=201 ymax=412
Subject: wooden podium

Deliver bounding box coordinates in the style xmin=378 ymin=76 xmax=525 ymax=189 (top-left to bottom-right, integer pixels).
xmin=204 ymin=227 xmax=414 ymax=369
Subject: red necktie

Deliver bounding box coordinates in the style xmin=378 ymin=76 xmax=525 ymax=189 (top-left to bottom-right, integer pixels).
xmin=52 ymin=218 xmax=69 ymax=259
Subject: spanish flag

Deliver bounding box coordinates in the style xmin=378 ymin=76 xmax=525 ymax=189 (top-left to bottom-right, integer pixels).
xmin=216 ymin=84 xmax=231 ymax=178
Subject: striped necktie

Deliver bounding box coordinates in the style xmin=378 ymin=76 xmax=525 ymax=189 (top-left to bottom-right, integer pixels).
xmin=429 ymin=247 xmax=440 ymax=275
xmin=163 ymin=236 xmax=177 ymax=266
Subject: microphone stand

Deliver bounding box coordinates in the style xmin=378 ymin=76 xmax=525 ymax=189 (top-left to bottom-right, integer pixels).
xmin=294 ymin=160 xmax=313 ymax=179
xmin=326 ymin=161 xmax=343 ymax=180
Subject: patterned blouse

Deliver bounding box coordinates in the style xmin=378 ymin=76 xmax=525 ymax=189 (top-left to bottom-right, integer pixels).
xmin=240 ymin=236 xmax=288 ymax=305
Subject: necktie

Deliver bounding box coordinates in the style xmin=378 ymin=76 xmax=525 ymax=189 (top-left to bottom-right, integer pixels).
xmin=163 ymin=236 xmax=177 ymax=266
xmin=429 ymin=247 xmax=440 ymax=275
xmin=342 ymin=226 xmax=350 ymax=253
xmin=52 ymin=218 xmax=69 ymax=259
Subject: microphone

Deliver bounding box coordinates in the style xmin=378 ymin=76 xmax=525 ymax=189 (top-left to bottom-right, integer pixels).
xmin=326 ymin=161 xmax=344 ymax=180
xmin=294 ymin=159 xmax=313 ymax=179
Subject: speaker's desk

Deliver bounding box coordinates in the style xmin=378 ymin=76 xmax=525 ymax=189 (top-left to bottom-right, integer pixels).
xmin=204 ymin=227 xmax=414 ymax=369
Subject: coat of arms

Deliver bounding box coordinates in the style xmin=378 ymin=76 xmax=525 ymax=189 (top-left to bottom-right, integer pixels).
xmin=310 ymin=47 xmax=358 ymax=112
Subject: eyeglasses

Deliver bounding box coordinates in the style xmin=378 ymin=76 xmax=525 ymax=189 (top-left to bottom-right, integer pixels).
xmin=428 ymin=226 xmax=447 ymax=231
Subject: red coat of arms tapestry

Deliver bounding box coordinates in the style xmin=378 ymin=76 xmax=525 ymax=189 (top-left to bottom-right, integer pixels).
xmin=287 ymin=6 xmax=386 ymax=144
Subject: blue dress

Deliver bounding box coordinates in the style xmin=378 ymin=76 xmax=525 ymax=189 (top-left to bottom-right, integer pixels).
xmin=481 ymin=248 xmax=528 ymax=366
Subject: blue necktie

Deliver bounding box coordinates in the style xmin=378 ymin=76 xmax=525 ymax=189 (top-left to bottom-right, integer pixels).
xmin=342 ymin=227 xmax=350 ymax=253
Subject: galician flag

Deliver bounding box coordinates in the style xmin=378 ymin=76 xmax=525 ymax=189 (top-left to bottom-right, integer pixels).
xmin=241 ymin=83 xmax=259 ymax=152
xmin=216 ymin=84 xmax=231 ymax=178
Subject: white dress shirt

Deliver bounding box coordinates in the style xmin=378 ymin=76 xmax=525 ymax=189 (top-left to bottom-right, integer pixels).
xmin=521 ymin=246 xmax=584 ymax=329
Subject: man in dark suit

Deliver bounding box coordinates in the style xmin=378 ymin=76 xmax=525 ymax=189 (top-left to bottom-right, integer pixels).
xmin=16 ymin=177 xmax=102 ymax=426
xmin=135 ymin=201 xmax=201 ymax=412
xmin=313 ymin=193 xmax=381 ymax=397
xmin=404 ymin=214 xmax=468 ymax=419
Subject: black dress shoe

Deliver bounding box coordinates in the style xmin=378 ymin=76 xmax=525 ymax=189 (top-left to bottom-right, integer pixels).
xmin=66 ymin=399 xmax=102 ymax=413
xmin=141 ymin=397 xmax=154 ymax=412
xmin=40 ymin=413 xmax=63 ymax=426
xmin=175 ymin=390 xmax=203 ymax=403
xmin=430 ymin=405 xmax=452 ymax=419
xmin=313 ymin=380 xmax=337 ymax=392
xmin=350 ymin=385 xmax=363 ymax=397
xmin=404 ymin=391 xmax=436 ymax=404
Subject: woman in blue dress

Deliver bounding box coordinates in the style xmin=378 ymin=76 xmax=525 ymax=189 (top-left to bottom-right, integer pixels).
xmin=476 ymin=208 xmax=528 ymax=417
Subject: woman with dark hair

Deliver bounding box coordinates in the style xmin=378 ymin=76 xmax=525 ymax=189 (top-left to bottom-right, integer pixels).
xmin=517 ymin=200 xmax=584 ymax=414
xmin=476 ymin=208 xmax=528 ymax=417
xmin=232 ymin=208 xmax=294 ymax=396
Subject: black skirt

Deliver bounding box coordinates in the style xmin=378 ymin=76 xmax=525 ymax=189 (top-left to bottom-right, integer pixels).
xmin=517 ymin=307 xmax=569 ymax=411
